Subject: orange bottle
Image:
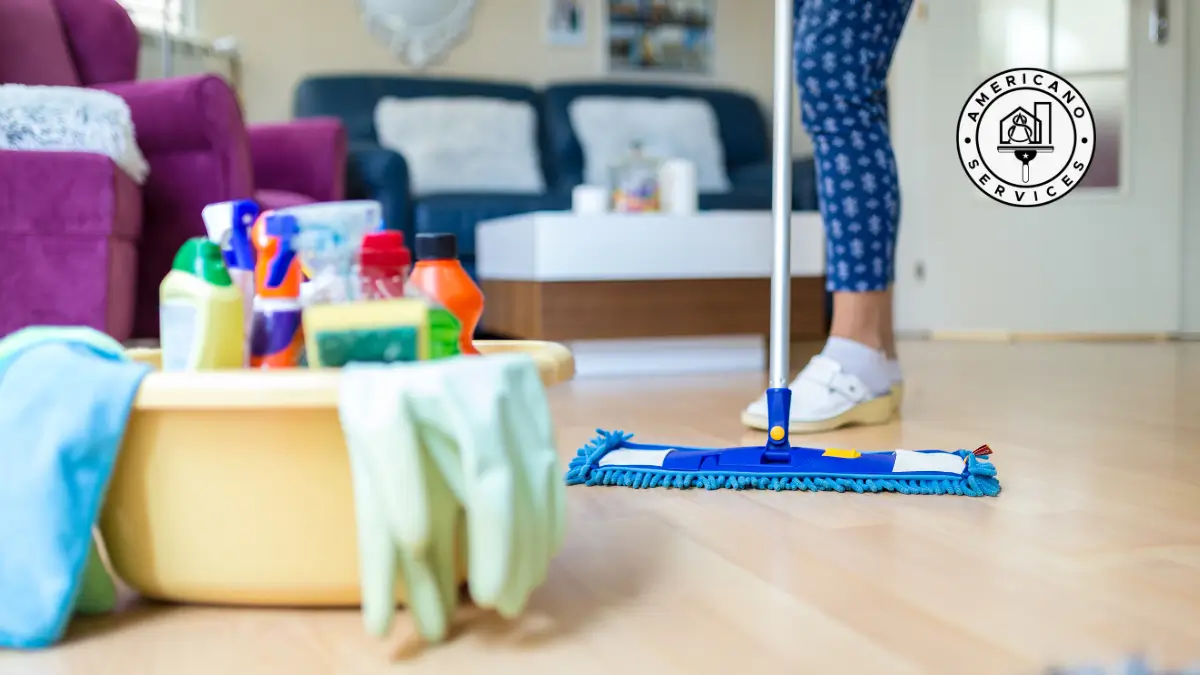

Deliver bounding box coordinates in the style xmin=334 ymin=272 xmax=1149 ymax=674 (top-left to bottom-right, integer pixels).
xmin=248 ymin=211 xmax=305 ymax=368
xmin=408 ymin=233 xmax=484 ymax=355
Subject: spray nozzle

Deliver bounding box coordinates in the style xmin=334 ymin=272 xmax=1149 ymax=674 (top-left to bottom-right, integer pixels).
xmin=229 ymin=200 xmax=259 ymax=271
xmin=264 ymin=213 xmax=299 ymax=290
xmin=202 ymin=198 xmax=260 ymax=272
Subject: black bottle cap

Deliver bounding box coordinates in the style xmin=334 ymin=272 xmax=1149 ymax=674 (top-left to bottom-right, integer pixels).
xmin=415 ymin=233 xmax=458 ymax=261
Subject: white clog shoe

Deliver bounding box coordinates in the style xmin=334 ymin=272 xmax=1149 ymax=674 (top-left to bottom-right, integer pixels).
xmin=740 ymin=355 xmax=897 ymax=434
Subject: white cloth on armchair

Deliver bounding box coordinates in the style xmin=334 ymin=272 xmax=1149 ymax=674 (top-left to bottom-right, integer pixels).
xmin=0 ymin=84 xmax=149 ymax=184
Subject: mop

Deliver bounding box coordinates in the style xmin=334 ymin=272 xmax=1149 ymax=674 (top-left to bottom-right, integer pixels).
xmin=564 ymin=0 xmax=1000 ymax=497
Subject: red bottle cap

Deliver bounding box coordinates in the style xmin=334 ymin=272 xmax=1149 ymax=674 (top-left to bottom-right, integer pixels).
xmin=360 ymin=231 xmax=411 ymax=271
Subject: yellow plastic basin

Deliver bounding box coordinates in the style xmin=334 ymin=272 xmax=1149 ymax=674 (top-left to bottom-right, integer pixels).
xmin=100 ymin=341 xmax=574 ymax=607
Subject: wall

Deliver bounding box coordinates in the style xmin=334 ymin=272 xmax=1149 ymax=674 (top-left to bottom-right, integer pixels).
xmin=196 ymin=0 xmax=814 ymax=156
xmin=1185 ymin=3 xmax=1200 ymax=335
xmin=890 ymin=0 xmax=1193 ymax=336
xmin=136 ymin=31 xmax=237 ymax=83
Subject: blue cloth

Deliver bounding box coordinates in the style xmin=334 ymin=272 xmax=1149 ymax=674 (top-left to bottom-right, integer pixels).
xmin=0 ymin=327 xmax=150 ymax=649
xmin=795 ymin=0 xmax=914 ymax=292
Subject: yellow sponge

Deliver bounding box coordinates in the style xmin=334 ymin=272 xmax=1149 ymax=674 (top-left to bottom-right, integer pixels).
xmin=301 ymin=299 xmax=430 ymax=368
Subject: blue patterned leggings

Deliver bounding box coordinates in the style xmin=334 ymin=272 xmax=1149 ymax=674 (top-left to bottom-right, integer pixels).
xmin=795 ymin=0 xmax=913 ymax=292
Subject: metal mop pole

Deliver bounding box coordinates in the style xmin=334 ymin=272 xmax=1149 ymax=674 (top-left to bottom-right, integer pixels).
xmin=764 ymin=0 xmax=795 ymax=456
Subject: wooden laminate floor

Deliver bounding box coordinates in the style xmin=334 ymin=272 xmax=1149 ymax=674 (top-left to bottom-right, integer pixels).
xmin=3 ymin=340 xmax=1198 ymax=675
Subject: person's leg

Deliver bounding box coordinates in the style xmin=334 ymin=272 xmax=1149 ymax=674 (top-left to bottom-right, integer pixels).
xmin=743 ymin=0 xmax=912 ymax=432
xmin=829 ymin=290 xmax=891 ymax=353
xmin=880 ymin=292 xmax=897 ymax=359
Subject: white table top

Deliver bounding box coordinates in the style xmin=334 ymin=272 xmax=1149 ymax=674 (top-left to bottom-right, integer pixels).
xmin=475 ymin=210 xmax=826 ymax=282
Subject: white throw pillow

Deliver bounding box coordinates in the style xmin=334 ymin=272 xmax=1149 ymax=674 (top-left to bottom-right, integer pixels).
xmin=374 ymin=96 xmax=546 ymax=196
xmin=568 ymin=96 xmax=731 ymax=193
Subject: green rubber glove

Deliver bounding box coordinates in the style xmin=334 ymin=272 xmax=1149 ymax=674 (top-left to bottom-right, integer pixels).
xmin=337 ymin=353 xmax=565 ymax=642
xmin=75 ymin=538 xmax=118 ymax=615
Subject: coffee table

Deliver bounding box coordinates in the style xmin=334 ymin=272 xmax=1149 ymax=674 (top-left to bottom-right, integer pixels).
xmin=475 ymin=210 xmax=827 ymax=375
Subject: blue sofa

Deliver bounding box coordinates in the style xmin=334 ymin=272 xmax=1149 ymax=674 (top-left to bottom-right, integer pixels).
xmin=293 ymin=75 xmax=818 ymax=279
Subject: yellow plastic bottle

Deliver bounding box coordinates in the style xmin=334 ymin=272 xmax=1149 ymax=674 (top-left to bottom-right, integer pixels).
xmin=159 ymin=237 xmax=246 ymax=371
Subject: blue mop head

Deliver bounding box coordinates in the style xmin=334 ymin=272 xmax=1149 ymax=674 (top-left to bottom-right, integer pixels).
xmin=565 ymin=429 xmax=1001 ymax=496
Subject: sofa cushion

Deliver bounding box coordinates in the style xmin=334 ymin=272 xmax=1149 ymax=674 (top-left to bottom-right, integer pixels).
xmin=568 ymin=96 xmax=731 ymax=193
xmin=543 ymin=82 xmax=769 ymax=192
xmin=294 ymin=75 xmax=544 ymax=144
xmin=413 ymin=192 xmax=571 ymax=256
xmin=375 ymin=96 xmax=545 ymax=197
xmin=50 ymin=0 xmax=141 ymax=86
xmin=0 ymin=0 xmax=81 ymax=87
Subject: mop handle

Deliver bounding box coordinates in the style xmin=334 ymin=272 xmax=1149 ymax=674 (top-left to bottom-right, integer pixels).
xmin=768 ymin=0 xmax=795 ymax=390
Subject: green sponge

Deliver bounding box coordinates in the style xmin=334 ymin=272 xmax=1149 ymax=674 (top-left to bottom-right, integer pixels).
xmin=313 ymin=326 xmax=421 ymax=367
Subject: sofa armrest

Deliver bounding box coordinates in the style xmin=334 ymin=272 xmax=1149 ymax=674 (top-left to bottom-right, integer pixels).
xmin=0 ymin=150 xmax=142 ymax=340
xmin=248 ymin=117 xmax=348 ymax=203
xmin=346 ymin=142 xmax=412 ymax=242
xmin=94 ymin=74 xmax=255 ymax=340
xmin=728 ymin=157 xmax=820 ymax=211
xmin=0 ymin=150 xmax=141 ymax=238
xmin=95 ymin=75 xmax=252 ymax=168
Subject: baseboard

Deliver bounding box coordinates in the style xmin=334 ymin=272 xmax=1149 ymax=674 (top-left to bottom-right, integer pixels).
xmin=927 ymin=331 xmax=1172 ymax=342
xmin=565 ymin=335 xmax=766 ymax=377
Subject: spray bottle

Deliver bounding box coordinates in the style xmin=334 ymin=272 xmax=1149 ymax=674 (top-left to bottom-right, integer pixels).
xmin=202 ymin=199 xmax=259 ymax=363
xmin=249 ymin=211 xmax=305 ymax=368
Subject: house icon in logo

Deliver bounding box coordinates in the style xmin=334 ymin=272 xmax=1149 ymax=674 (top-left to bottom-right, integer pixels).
xmin=998 ymin=102 xmax=1053 ymax=151
xmin=997 ymin=101 xmax=1054 ymax=183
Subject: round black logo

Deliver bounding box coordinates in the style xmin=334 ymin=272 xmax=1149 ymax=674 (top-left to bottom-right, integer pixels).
xmin=956 ymin=67 xmax=1096 ymax=207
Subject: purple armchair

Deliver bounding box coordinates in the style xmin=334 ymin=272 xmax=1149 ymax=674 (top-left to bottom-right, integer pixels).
xmin=0 ymin=0 xmax=347 ymax=341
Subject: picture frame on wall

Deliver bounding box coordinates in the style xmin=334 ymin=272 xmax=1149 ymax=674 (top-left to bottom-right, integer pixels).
xmin=606 ymin=0 xmax=713 ymax=75
xmin=545 ymin=0 xmax=586 ymax=46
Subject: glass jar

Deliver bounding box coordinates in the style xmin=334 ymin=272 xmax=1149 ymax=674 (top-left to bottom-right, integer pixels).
xmin=609 ymin=141 xmax=662 ymax=213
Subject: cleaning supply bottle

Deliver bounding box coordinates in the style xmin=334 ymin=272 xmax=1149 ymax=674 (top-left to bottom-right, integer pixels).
xmin=359 ymin=230 xmax=412 ymax=300
xmin=249 ymin=212 xmax=305 ymax=368
xmin=359 ymin=230 xmax=461 ymax=359
xmin=202 ymin=199 xmax=259 ymax=364
xmin=159 ymin=237 xmax=245 ymax=371
xmin=408 ymin=233 xmax=483 ymax=356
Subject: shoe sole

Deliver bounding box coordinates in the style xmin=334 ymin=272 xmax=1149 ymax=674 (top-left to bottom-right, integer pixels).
xmin=892 ymin=382 xmax=904 ymax=415
xmin=740 ymin=391 xmax=897 ymax=434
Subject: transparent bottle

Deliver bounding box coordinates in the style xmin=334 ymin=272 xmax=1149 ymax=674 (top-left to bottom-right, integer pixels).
xmin=609 ymin=141 xmax=662 ymax=213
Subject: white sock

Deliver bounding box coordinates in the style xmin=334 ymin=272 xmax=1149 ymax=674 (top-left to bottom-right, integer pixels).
xmin=819 ymin=336 xmax=893 ymax=397
xmin=887 ymin=358 xmax=903 ymax=386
